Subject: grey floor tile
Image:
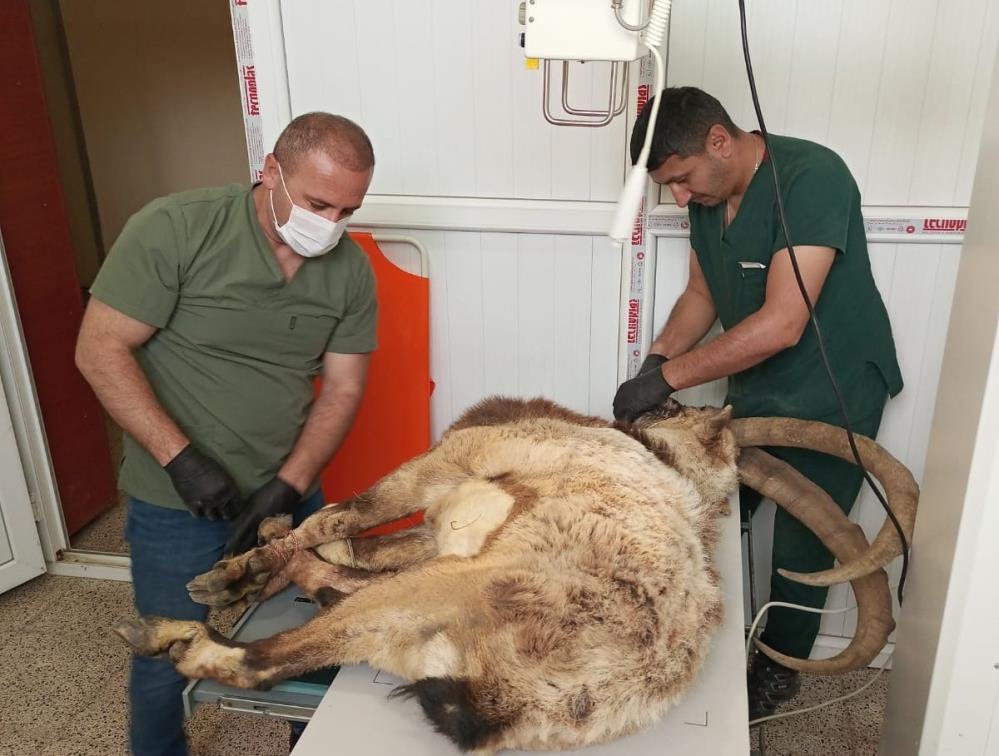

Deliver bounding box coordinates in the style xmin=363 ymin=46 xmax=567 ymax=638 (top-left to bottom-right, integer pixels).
xmin=68 ymin=412 xmax=128 ymax=555
xmin=0 ymin=574 xmax=73 ymax=635
xmin=0 ymin=734 xmax=61 ymax=756
xmin=20 ymin=576 xmax=135 ymax=641
xmin=186 ymin=705 xmax=289 ymax=756
xmin=756 ymin=668 xmax=888 ymax=756
xmin=0 ymin=630 xmax=128 ymax=737
xmin=70 ymin=498 xmax=129 ymax=555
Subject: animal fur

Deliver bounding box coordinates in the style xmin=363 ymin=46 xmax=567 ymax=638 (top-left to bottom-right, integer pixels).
xmin=115 ymin=397 xmax=739 ymax=753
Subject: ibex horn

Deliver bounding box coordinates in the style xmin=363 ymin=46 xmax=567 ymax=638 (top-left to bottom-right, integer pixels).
xmin=731 ymin=417 xmax=918 ymax=586
xmin=738 ymin=447 xmax=895 ymax=674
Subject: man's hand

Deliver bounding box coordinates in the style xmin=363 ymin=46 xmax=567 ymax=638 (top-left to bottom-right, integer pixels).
xmin=224 ymin=478 xmax=303 ymax=556
xmin=613 ymin=365 xmax=676 ymax=422
xmin=164 ymin=445 xmax=242 ymax=521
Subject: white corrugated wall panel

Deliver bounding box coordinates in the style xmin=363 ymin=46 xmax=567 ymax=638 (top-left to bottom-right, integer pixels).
xmin=472 ymin=3 xmax=516 ymax=198
xmin=280 ymin=0 xmax=627 ymax=201
xmin=823 ymin=0 xmax=894 ymax=199
xmin=280 ymin=0 xmax=997 ymax=207
xmin=862 ymin=0 xmax=943 ymax=205
xmin=663 ymin=0 xmax=999 ymax=207
xmin=431 ymin=0 xmax=479 ymax=197
xmin=393 ymin=0 xmax=444 ymax=195
xmin=781 ymin=1 xmax=844 ymax=144
xmin=907 ymin=0 xmax=993 ymax=205
xmin=955 ymin=0 xmax=999 ymax=203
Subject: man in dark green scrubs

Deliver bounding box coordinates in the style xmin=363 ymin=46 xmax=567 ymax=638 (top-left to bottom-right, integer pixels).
xmin=76 ymin=112 xmax=378 ymax=755
xmin=612 ymin=87 xmax=902 ymax=720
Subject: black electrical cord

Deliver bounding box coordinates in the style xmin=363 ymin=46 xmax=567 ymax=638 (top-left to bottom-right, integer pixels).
xmin=737 ymin=0 xmax=909 ymax=605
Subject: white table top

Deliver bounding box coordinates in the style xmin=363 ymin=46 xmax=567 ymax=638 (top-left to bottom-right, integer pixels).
xmin=293 ymin=495 xmax=749 ymax=755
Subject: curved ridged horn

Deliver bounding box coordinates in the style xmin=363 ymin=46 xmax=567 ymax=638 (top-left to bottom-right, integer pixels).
xmin=738 ymin=448 xmax=895 ymax=674
xmin=731 ymin=417 xmax=918 ymax=586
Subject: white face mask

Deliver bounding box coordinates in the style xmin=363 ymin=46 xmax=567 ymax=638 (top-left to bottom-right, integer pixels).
xmin=269 ymin=163 xmax=348 ymax=258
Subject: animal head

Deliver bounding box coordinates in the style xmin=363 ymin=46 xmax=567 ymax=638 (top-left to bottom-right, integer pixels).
xmin=626 ymin=399 xmax=739 ymax=506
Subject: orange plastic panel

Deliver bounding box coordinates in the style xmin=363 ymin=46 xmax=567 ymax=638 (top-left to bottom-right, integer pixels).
xmin=318 ymin=233 xmax=432 ymax=536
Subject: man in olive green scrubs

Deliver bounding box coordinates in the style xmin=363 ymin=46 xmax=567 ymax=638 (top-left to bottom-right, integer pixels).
xmin=612 ymin=87 xmax=902 ymax=721
xmin=76 ymin=113 xmax=378 ymax=755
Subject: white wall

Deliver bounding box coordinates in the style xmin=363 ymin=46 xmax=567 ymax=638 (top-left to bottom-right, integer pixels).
xmin=269 ymin=0 xmax=999 ymax=209
xmin=665 ymin=0 xmax=999 ymax=208
xmin=881 ymin=37 xmax=999 ymax=756
xmin=280 ymin=0 xmax=627 ymax=202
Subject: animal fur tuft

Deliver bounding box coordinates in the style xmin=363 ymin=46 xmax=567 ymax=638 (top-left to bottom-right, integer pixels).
xmin=390 ymin=677 xmax=506 ymax=751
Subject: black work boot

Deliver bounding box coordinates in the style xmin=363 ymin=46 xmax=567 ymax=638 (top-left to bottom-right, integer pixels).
xmin=747 ymin=653 xmax=800 ymax=722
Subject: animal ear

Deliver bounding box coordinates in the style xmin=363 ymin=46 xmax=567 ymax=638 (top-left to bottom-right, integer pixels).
xmin=699 ymin=405 xmax=733 ymax=437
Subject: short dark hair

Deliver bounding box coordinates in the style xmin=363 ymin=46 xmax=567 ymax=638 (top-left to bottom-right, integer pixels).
xmin=274 ymin=112 xmax=375 ymax=174
xmin=630 ymin=87 xmax=738 ymax=170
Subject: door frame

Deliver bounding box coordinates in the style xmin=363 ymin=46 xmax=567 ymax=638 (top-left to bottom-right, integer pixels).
xmin=0 ymin=237 xmax=46 ymax=591
xmin=0 ymin=369 xmax=46 ymax=592
xmin=0 ymin=228 xmax=130 ymax=582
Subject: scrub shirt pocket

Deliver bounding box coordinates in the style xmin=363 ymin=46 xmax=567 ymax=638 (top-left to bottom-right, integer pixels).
xmin=733 ymin=262 xmax=769 ymax=322
xmin=279 ymin=313 xmax=340 ymax=368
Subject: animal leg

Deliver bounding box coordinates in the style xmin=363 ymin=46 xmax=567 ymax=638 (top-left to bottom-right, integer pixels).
xmin=118 ymin=566 xmax=491 ymax=689
xmin=282 ymin=549 xmax=386 ymax=607
xmin=189 ymin=453 xmax=469 ymax=603
xmin=187 ymin=515 xmax=296 ymax=608
xmin=250 ymin=514 xmax=296 ymax=602
xmin=314 ymin=525 xmax=439 ymax=572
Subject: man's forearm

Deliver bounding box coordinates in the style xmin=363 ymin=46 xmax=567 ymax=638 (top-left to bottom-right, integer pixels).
xmin=650 ymin=289 xmax=718 ymax=358
xmin=662 ymin=308 xmax=796 ymax=390
xmin=77 ymin=345 xmax=188 ymax=465
xmin=277 ymin=387 xmax=365 ymax=495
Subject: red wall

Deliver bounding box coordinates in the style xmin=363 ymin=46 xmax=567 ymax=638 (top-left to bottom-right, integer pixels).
xmin=0 ymin=1 xmax=117 ymax=535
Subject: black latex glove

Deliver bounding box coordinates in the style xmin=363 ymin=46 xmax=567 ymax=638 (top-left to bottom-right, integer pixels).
xmin=612 ymin=364 xmax=676 ymax=422
xmin=638 ymin=352 xmax=668 ymax=375
xmin=164 ymin=444 xmax=241 ymax=521
xmin=224 ymin=477 xmax=303 ymax=556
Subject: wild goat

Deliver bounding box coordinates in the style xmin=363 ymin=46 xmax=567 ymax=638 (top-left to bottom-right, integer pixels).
xmin=114 ymin=397 xmax=916 ymax=753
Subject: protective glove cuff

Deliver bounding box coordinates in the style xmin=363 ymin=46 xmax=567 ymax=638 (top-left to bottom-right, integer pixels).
xmin=270 ymin=477 xmax=304 ymax=508
xmin=163 ymin=443 xmax=199 ymax=478
xmin=638 ymin=353 xmax=669 ymax=376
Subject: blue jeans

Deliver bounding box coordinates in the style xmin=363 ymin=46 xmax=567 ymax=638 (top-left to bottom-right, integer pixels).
xmin=126 ymin=490 xmax=325 ymax=756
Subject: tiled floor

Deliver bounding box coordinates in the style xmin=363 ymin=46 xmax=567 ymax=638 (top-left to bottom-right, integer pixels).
xmin=69 ymin=414 xmax=128 ymax=555
xmin=0 ymin=574 xmax=289 ymax=756
xmin=0 ymin=572 xmax=888 ymax=756
xmin=71 ymin=500 xmax=128 ymax=555
xmin=752 ymin=670 xmax=889 ymax=755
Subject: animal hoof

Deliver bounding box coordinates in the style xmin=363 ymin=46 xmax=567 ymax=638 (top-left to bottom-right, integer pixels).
xmin=186 ymin=548 xmax=274 ymax=607
xmin=187 ymin=553 xmax=251 ymax=593
xmin=112 ymin=616 xmax=197 ymax=657
xmin=112 ymin=617 xmax=153 ymax=652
